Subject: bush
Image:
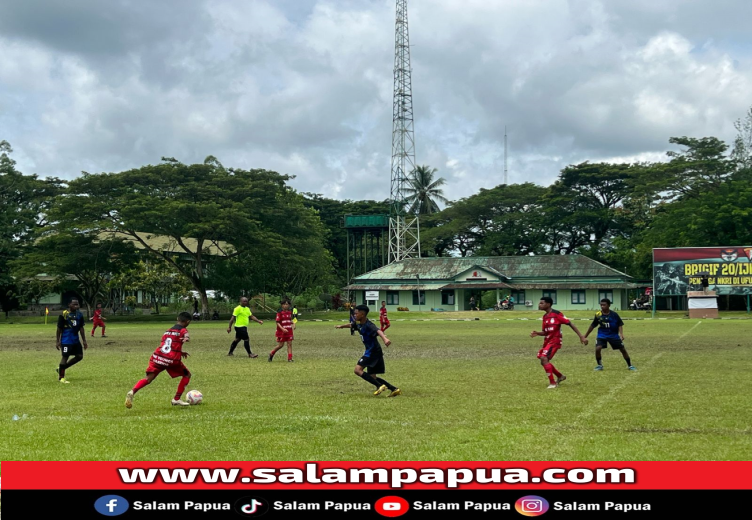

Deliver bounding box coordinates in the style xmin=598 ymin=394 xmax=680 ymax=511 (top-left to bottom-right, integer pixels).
xmin=397 ymin=306 xmax=409 ymax=311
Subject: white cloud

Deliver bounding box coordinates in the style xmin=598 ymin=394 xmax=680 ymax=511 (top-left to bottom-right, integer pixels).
xmin=0 ymin=0 xmax=751 ymax=202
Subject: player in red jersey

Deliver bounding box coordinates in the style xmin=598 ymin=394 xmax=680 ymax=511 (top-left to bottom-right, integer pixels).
xmin=125 ymin=312 xmax=193 ymax=408
xmin=530 ymin=297 xmax=588 ymax=389
xmin=269 ymin=299 xmax=294 ymax=362
xmin=90 ymin=303 xmax=107 ymax=337
xmin=379 ymin=301 xmax=390 ymax=332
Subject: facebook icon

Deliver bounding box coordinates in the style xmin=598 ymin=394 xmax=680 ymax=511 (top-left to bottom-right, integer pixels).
xmin=94 ymin=495 xmax=129 ymax=516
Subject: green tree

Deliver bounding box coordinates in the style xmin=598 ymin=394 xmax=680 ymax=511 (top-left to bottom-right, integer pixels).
xmin=13 ymin=232 xmax=138 ymax=315
xmin=52 ymin=158 xmax=331 ymax=314
xmin=659 ymin=136 xmax=733 ymax=201
xmin=421 ymin=183 xmax=548 ymax=257
xmin=542 ymin=162 xmax=636 ymax=258
xmin=121 ymin=259 xmax=193 ymax=314
xmin=643 ymin=178 xmax=752 ymax=248
xmin=404 ymin=165 xmax=449 ymax=214
xmin=731 ymin=106 xmax=752 ymax=171
xmin=0 ymin=141 xmax=60 ymax=293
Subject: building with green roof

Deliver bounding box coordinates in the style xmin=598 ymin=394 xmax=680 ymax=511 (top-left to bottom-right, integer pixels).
xmin=344 ymin=255 xmax=636 ymax=311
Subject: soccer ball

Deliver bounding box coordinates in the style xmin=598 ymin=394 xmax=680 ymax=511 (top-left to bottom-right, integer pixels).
xmin=186 ymin=389 xmax=203 ymax=405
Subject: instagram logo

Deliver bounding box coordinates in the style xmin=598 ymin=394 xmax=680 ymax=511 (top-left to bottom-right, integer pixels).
xmin=515 ymin=495 xmax=549 ymax=516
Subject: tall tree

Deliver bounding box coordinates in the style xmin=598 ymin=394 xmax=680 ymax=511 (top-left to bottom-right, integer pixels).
xmin=52 ymin=158 xmax=331 ymax=313
xmin=421 ymin=183 xmax=548 ymax=257
xmin=542 ymin=162 xmax=635 ymax=258
xmin=731 ymin=105 xmax=752 ymax=172
xmin=660 ymin=136 xmax=733 ymax=200
xmin=0 ymin=141 xmax=60 ymax=313
xmin=404 ymin=165 xmax=449 ymax=214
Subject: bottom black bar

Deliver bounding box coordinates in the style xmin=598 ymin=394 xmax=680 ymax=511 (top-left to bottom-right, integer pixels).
xmin=2 ymin=490 xmax=742 ymax=518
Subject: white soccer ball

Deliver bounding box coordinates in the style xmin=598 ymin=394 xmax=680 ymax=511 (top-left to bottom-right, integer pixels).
xmin=186 ymin=389 xmax=203 ymax=405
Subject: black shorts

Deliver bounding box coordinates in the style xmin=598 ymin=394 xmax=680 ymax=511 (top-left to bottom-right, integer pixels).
xmin=234 ymin=327 xmax=250 ymax=341
xmin=60 ymin=342 xmax=83 ymax=357
xmin=358 ymin=355 xmax=386 ymax=375
xmin=597 ymin=338 xmax=624 ymax=350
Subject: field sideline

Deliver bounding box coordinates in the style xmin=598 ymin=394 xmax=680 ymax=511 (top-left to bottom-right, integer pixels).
xmin=1 ymin=313 xmax=750 ymax=462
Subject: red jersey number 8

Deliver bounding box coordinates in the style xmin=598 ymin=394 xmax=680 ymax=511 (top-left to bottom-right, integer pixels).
xmin=161 ymin=337 xmax=173 ymax=354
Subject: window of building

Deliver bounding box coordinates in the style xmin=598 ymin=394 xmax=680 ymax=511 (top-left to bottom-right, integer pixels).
xmin=412 ymin=290 xmax=426 ymax=306
xmin=386 ymin=291 xmax=399 ymax=305
xmin=599 ymin=291 xmax=614 ymax=304
xmin=542 ymin=290 xmax=557 ymax=304
xmin=441 ymin=290 xmax=455 ymax=305
xmin=571 ymin=290 xmax=586 ymax=304
xmin=511 ymin=291 xmax=525 ymax=305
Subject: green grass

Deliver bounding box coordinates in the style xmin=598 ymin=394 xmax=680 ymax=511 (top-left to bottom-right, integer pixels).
xmin=1 ymin=313 xmax=751 ymax=461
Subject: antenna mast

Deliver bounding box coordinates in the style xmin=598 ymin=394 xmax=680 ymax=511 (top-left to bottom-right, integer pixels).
xmin=388 ymin=0 xmax=420 ymax=263
xmin=504 ymin=126 xmax=508 ymax=185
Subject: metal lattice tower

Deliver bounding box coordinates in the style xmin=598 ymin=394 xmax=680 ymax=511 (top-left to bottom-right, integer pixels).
xmin=388 ymin=0 xmax=420 ymax=263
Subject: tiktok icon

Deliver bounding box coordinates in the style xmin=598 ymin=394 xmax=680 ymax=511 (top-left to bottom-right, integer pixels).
xmin=234 ymin=496 xmax=270 ymax=517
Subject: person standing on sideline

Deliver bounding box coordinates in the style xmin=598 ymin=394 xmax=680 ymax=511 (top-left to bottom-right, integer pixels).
xmin=335 ymin=304 xmax=401 ymax=397
xmin=269 ymin=299 xmax=294 ymax=362
xmin=227 ymin=297 xmax=263 ymax=357
xmin=379 ymin=301 xmax=390 ymax=332
xmin=125 ymin=311 xmax=194 ymax=408
xmin=530 ymin=297 xmax=588 ymax=389
xmin=193 ymin=297 xmax=199 ymax=315
xmin=469 ymin=295 xmax=476 ymax=311
xmin=584 ymin=298 xmax=636 ymax=371
xmin=349 ymin=300 xmax=356 ymax=335
xmin=90 ymin=303 xmax=107 ymax=338
xmin=56 ymin=299 xmax=88 ymax=383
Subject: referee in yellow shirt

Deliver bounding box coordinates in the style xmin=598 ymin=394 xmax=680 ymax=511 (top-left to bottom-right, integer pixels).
xmin=227 ymin=297 xmax=264 ymax=357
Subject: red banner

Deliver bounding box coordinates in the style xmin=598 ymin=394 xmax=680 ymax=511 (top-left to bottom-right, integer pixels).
xmin=3 ymin=461 xmax=751 ymax=490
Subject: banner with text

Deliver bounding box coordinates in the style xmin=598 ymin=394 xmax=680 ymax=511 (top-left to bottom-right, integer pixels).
xmin=653 ymin=247 xmax=752 ymax=296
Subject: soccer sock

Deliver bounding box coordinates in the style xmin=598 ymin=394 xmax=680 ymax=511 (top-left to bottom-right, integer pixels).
xmin=101 ymin=325 xmax=106 ymax=336
xmin=243 ymin=341 xmax=252 ymax=355
xmin=624 ymin=356 xmax=632 ymax=367
xmin=175 ymin=376 xmax=190 ymax=400
xmin=374 ymin=377 xmax=396 ymax=391
xmin=543 ymin=363 xmax=555 ymax=384
xmin=228 ymin=340 xmax=239 ymax=354
xmin=359 ymin=372 xmax=380 ymax=388
xmin=58 ymin=364 xmax=66 ymax=379
xmin=288 ymin=352 xmax=292 ymax=361
xmin=91 ymin=326 xmax=96 ymax=336
xmin=132 ymin=378 xmax=150 ymax=394
xmin=596 ymin=354 xmax=602 ymax=365
xmin=551 ymin=364 xmax=562 ymax=378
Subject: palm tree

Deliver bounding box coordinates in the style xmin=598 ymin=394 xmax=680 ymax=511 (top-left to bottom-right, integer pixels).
xmin=404 ymin=165 xmax=450 ymax=214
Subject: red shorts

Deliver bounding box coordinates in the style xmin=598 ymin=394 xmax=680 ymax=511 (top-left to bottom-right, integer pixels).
xmin=537 ymin=343 xmax=561 ymax=360
xmin=93 ymin=319 xmax=105 ymax=327
xmin=380 ymin=319 xmax=390 ymax=326
xmin=147 ymin=353 xmax=188 ymax=378
xmin=276 ymin=333 xmax=294 ymax=342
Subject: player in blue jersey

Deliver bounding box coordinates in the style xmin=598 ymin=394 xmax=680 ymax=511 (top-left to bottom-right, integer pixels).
xmin=335 ymin=304 xmax=401 ymax=397
xmin=55 ymin=299 xmax=89 ymax=383
xmin=583 ymin=298 xmax=636 ymax=371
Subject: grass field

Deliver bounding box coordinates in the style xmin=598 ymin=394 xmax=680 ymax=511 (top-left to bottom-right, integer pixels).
xmin=1 ymin=311 xmax=751 ymax=462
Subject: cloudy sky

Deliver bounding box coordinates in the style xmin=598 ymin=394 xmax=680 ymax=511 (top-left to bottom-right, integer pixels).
xmin=2 ymin=0 xmax=751 ymax=202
